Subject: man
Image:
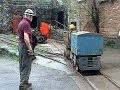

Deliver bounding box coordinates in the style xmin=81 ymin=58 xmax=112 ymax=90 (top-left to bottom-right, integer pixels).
xmin=18 ymin=9 xmax=35 ymax=90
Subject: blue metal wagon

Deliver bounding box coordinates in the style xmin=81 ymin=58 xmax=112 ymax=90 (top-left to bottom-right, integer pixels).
xmin=70 ymin=31 xmax=104 ymax=71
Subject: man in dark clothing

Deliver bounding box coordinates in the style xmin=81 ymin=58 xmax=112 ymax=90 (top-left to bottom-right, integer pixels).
xmin=32 ymin=31 xmax=37 ymax=52
xmin=31 ymin=31 xmax=38 ymax=60
xmin=18 ymin=9 xmax=35 ymax=90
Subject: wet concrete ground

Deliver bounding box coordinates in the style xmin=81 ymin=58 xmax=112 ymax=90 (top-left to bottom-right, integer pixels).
xmin=0 ymin=56 xmax=94 ymax=90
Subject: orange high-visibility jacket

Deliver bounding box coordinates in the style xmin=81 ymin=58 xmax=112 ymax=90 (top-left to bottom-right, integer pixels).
xmin=39 ymin=22 xmax=49 ymax=38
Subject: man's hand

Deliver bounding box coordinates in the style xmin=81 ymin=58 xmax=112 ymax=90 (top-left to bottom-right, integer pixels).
xmin=28 ymin=50 xmax=34 ymax=56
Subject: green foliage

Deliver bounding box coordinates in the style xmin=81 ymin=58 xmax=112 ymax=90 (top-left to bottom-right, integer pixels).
xmin=0 ymin=54 xmax=18 ymax=61
xmin=1 ymin=34 xmax=17 ymax=41
xmin=8 ymin=45 xmax=18 ymax=51
xmin=9 ymin=53 xmax=18 ymax=61
xmin=0 ymin=47 xmax=18 ymax=61
xmin=104 ymin=39 xmax=115 ymax=48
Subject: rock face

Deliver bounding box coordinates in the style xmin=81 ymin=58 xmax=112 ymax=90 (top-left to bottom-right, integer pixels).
xmin=0 ymin=2 xmax=2 ymax=32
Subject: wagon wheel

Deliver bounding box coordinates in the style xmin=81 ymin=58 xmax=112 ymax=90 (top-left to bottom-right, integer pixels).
xmin=73 ymin=55 xmax=77 ymax=67
xmin=75 ymin=63 xmax=79 ymax=71
xmin=72 ymin=55 xmax=80 ymax=71
xmin=64 ymin=48 xmax=71 ymax=60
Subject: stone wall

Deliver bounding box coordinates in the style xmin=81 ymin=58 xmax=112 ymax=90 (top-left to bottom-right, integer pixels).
xmin=1 ymin=0 xmax=12 ymax=33
xmin=79 ymin=0 xmax=96 ymax=32
xmin=0 ymin=4 xmax=2 ymax=32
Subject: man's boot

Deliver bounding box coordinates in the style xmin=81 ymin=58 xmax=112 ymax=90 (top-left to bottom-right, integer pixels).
xmin=19 ymin=82 xmax=32 ymax=90
xmin=26 ymin=83 xmax=32 ymax=90
xmin=19 ymin=84 xmax=26 ymax=90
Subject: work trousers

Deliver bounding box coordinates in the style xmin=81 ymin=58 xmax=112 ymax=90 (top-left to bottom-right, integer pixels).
xmin=18 ymin=43 xmax=32 ymax=85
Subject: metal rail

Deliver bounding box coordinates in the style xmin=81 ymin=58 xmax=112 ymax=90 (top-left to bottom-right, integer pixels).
xmin=52 ymin=20 xmax=69 ymax=31
xmin=0 ymin=35 xmax=64 ymax=56
xmin=50 ymin=41 xmax=64 ymax=55
xmin=73 ymin=69 xmax=120 ymax=90
xmin=0 ymin=35 xmax=66 ymax=65
xmin=101 ymin=70 xmax=120 ymax=89
xmin=75 ymin=71 xmax=98 ymax=90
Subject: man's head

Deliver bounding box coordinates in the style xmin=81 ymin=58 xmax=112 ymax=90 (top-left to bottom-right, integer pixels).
xmin=24 ymin=9 xmax=35 ymax=22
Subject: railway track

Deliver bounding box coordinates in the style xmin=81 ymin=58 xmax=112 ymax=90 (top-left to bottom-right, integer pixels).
xmin=0 ymin=35 xmax=64 ymax=56
xmin=0 ymin=34 xmax=120 ymax=90
xmin=100 ymin=71 xmax=120 ymax=89
xmin=0 ymin=35 xmax=67 ymax=66
xmin=83 ymin=73 xmax=119 ymax=90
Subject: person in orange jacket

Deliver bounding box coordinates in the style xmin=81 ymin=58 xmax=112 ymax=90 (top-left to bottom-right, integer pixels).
xmin=39 ymin=20 xmax=49 ymax=41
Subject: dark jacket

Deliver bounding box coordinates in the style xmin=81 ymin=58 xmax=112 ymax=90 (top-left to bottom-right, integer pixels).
xmin=32 ymin=34 xmax=37 ymax=49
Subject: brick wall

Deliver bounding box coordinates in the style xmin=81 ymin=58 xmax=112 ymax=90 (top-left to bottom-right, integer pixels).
xmin=99 ymin=1 xmax=120 ymax=38
xmin=79 ymin=0 xmax=120 ymax=38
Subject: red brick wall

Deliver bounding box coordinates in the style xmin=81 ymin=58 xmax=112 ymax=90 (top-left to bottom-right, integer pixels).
xmin=79 ymin=1 xmax=120 ymax=38
xmin=99 ymin=1 xmax=120 ymax=38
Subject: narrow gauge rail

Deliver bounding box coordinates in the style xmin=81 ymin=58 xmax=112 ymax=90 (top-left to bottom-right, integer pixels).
xmin=0 ymin=35 xmax=67 ymax=66
xmin=100 ymin=71 xmax=120 ymax=89
xmin=0 ymin=35 xmax=64 ymax=57
xmin=81 ymin=72 xmax=120 ymax=90
xmin=0 ymin=35 xmax=120 ymax=90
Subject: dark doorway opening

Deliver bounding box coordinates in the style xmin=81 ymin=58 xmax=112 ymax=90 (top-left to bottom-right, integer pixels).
xmin=58 ymin=11 xmax=64 ymax=29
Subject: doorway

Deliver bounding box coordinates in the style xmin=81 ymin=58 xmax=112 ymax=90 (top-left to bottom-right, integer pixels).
xmin=58 ymin=11 xmax=64 ymax=29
